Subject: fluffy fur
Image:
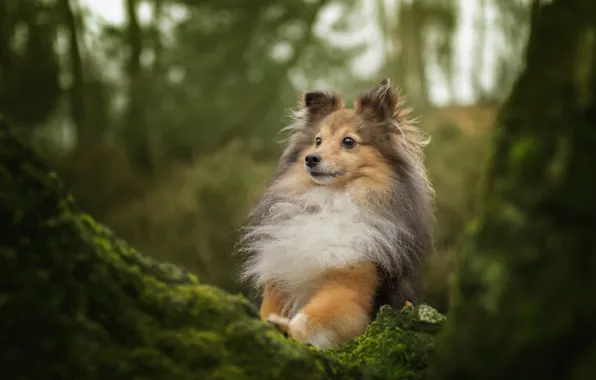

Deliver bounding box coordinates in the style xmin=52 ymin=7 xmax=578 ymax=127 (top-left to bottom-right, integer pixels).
xmin=236 ymin=78 xmax=435 ymax=349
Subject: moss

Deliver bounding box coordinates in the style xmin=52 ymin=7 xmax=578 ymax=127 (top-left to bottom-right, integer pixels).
xmin=328 ymin=305 xmax=443 ymax=380
xmin=0 ymin=119 xmax=444 ymax=379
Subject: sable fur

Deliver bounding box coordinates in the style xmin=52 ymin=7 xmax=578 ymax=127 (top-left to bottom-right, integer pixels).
xmin=236 ymin=78 xmax=435 ymax=322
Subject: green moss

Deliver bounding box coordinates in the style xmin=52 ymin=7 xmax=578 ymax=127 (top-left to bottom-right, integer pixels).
xmin=0 ymin=119 xmax=444 ymax=379
xmin=328 ymin=305 xmax=443 ymax=380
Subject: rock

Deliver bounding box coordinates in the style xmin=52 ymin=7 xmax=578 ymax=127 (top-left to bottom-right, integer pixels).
xmin=0 ymin=120 xmax=444 ymax=380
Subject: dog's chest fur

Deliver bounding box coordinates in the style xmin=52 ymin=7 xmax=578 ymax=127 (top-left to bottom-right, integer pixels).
xmin=242 ymin=188 xmax=391 ymax=315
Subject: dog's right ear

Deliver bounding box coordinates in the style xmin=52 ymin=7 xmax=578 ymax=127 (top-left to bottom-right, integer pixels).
xmin=355 ymin=78 xmax=402 ymax=122
xmin=300 ymin=91 xmax=343 ymax=123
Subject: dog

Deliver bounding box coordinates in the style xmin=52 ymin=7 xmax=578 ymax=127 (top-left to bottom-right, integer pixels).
xmin=236 ymin=78 xmax=435 ymax=349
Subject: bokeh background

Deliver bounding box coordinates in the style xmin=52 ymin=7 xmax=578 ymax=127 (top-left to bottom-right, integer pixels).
xmin=0 ymin=0 xmax=533 ymax=312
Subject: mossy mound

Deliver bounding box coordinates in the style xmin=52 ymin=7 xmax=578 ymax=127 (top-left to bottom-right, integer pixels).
xmin=330 ymin=304 xmax=444 ymax=379
xmin=0 ymin=121 xmax=444 ymax=379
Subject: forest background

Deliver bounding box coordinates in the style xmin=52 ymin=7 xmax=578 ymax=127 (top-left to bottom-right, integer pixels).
xmin=0 ymin=0 xmax=533 ymax=312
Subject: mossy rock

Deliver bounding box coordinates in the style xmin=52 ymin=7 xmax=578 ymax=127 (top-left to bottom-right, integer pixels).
xmin=0 ymin=120 xmax=444 ymax=380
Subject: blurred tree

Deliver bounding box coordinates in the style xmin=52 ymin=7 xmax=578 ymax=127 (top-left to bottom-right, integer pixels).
xmin=377 ymin=0 xmax=457 ymax=110
xmin=60 ymin=0 xmax=89 ymax=146
xmin=472 ymin=0 xmax=487 ymax=100
xmin=122 ymin=0 xmax=154 ymax=172
xmin=375 ymin=0 xmax=535 ymax=108
xmin=433 ymin=0 xmax=596 ymax=378
xmin=490 ymin=0 xmax=533 ymax=103
xmin=0 ymin=0 xmax=62 ymax=129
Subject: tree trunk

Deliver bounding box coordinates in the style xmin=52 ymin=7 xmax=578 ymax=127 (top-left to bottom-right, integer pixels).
xmin=0 ymin=0 xmax=10 ymax=66
xmin=472 ymin=0 xmax=486 ymax=100
xmin=376 ymin=0 xmax=393 ymax=62
xmin=432 ymin=0 xmax=596 ymax=379
xmin=60 ymin=0 xmax=88 ymax=147
xmin=150 ymin=0 xmax=163 ymax=74
xmin=124 ymin=0 xmax=153 ymax=172
xmin=399 ymin=3 xmax=430 ymax=110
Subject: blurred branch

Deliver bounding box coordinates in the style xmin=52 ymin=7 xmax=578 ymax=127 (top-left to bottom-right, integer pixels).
xmin=60 ymin=0 xmax=88 ymax=145
xmin=203 ymin=0 xmax=330 ymax=156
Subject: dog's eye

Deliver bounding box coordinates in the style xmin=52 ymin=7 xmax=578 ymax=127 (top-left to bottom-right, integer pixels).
xmin=342 ymin=137 xmax=356 ymax=148
xmin=315 ymin=137 xmax=322 ymax=147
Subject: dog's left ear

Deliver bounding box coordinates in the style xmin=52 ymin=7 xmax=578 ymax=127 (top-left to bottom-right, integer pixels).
xmin=355 ymin=78 xmax=400 ymax=122
xmin=300 ymin=91 xmax=343 ymax=124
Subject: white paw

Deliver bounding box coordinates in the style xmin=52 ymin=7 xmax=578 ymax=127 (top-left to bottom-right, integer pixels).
xmin=267 ymin=313 xmax=290 ymax=326
xmin=266 ymin=313 xmax=290 ymax=335
xmin=288 ymin=313 xmax=338 ymax=350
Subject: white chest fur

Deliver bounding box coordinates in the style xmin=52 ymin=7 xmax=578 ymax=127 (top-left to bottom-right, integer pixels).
xmin=240 ymin=188 xmax=393 ymax=314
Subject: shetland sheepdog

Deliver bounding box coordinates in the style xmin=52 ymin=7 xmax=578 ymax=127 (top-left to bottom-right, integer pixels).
xmin=236 ymin=79 xmax=435 ymax=349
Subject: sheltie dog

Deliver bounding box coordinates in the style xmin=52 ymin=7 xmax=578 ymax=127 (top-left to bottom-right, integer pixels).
xmin=236 ymin=79 xmax=435 ymax=349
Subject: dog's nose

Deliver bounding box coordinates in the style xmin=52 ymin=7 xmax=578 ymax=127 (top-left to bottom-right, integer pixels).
xmin=305 ymin=153 xmax=321 ymax=168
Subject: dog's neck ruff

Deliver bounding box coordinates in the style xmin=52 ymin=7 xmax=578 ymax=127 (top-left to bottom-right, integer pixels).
xmin=239 ymin=187 xmax=399 ymax=294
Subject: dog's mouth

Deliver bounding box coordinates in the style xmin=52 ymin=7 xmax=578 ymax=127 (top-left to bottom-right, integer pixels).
xmin=307 ymin=169 xmax=346 ymax=179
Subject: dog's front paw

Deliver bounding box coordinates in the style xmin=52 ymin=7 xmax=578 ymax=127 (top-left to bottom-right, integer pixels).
xmin=287 ymin=313 xmax=337 ymax=350
xmin=266 ymin=313 xmax=290 ymax=337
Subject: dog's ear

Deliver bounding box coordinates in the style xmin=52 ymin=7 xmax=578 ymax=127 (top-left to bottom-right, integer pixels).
xmin=355 ymin=78 xmax=402 ymax=122
xmin=300 ymin=91 xmax=343 ymax=123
